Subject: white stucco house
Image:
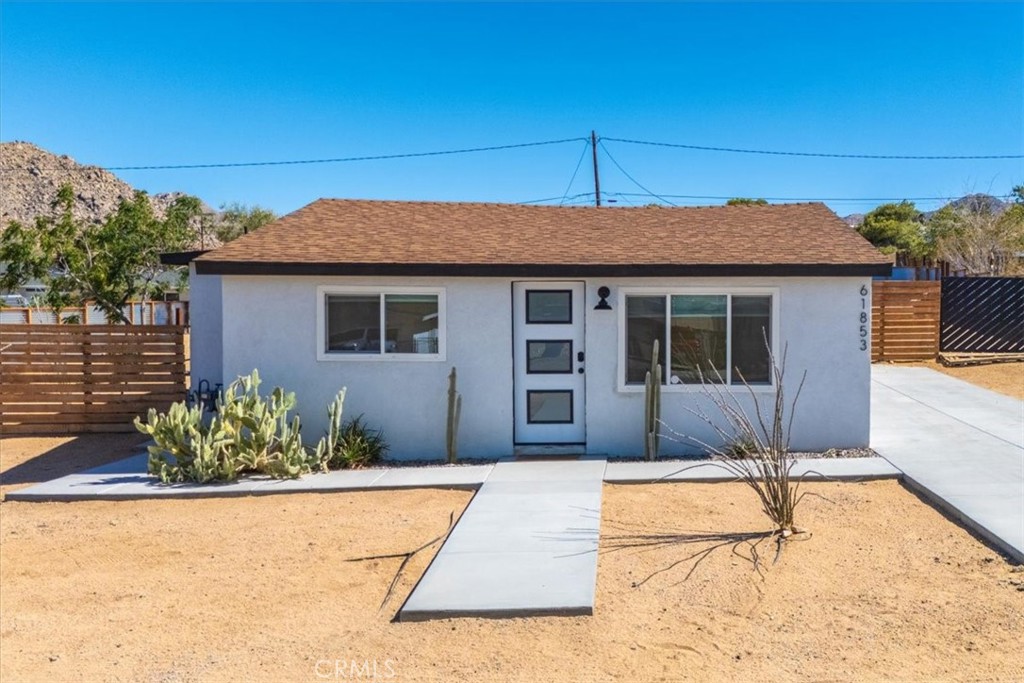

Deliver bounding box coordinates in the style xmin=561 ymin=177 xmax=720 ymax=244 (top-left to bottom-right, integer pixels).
xmin=177 ymin=199 xmax=890 ymax=460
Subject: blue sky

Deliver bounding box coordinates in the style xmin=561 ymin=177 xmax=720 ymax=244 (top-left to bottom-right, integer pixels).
xmin=2 ymin=2 xmax=1022 ymax=217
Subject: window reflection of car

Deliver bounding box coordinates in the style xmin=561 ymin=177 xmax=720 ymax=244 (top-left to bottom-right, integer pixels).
xmin=328 ymin=328 xmax=398 ymax=352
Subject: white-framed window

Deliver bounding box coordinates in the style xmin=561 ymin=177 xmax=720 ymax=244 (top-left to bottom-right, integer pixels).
xmin=316 ymin=286 xmax=446 ymax=362
xmin=617 ymin=287 xmax=779 ymax=391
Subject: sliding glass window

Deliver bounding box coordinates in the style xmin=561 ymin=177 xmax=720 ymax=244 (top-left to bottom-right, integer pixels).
xmin=623 ymin=292 xmax=774 ymax=387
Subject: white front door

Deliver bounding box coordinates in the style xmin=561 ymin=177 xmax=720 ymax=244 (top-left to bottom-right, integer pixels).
xmin=513 ymin=282 xmax=586 ymax=444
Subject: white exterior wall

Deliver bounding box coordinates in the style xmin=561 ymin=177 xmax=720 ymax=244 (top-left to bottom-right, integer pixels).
xmin=213 ymin=274 xmax=871 ymax=460
xmin=187 ymin=263 xmax=224 ymax=392
xmin=584 ymin=277 xmax=871 ymax=455
xmin=220 ymin=276 xmax=514 ymax=460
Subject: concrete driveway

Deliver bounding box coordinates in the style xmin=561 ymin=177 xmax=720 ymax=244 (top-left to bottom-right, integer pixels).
xmin=871 ymin=365 xmax=1024 ymax=563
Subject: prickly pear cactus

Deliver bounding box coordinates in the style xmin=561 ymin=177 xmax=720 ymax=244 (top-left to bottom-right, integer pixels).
xmin=135 ymin=369 xmax=347 ymax=484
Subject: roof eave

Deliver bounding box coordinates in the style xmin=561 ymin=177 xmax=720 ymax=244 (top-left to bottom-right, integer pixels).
xmin=193 ymin=261 xmax=892 ymax=278
xmin=160 ymin=250 xmax=210 ymax=266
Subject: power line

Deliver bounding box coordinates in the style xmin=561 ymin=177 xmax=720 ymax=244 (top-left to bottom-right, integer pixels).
xmin=518 ymin=192 xmax=594 ymax=205
xmin=5 ymin=132 xmax=1016 ymax=172
xmin=601 ymin=136 xmax=1024 ymax=160
xmin=604 ymin=191 xmax=1014 ymax=203
xmin=559 ymin=140 xmax=591 ymax=205
xmin=597 ymin=141 xmax=677 ymax=206
xmin=92 ymin=137 xmax=589 ymax=170
xmin=517 ymin=190 xmax=1011 ymax=206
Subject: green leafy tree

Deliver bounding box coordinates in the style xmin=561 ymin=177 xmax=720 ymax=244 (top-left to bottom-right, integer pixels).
xmin=726 ymin=197 xmax=768 ymax=206
xmin=857 ymin=201 xmax=929 ymax=262
xmin=0 ymin=184 xmax=201 ymax=323
xmin=215 ymin=202 xmax=276 ymax=243
xmin=926 ymin=192 xmax=1024 ymax=275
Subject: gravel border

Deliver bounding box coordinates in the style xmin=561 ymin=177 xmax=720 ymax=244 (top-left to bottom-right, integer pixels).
xmin=383 ymin=447 xmax=879 ymax=468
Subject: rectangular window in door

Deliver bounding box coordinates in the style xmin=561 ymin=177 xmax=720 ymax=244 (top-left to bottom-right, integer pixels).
xmin=526 ymin=390 xmax=573 ymax=424
xmin=526 ymin=290 xmax=572 ymax=324
xmin=526 ymin=340 xmax=573 ymax=374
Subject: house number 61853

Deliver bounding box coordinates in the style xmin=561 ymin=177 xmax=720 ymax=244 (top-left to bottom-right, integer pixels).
xmin=859 ymin=285 xmax=869 ymax=351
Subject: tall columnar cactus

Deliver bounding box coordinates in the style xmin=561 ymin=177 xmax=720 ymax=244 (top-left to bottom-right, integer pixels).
xmin=314 ymin=389 xmax=347 ymax=471
xmin=643 ymin=339 xmax=662 ymax=461
xmin=446 ymin=366 xmax=462 ymax=464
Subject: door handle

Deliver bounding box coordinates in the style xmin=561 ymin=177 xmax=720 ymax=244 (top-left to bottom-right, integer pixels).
xmin=577 ymin=351 xmax=585 ymax=362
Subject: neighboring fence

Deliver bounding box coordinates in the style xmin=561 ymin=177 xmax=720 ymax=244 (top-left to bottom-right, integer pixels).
xmin=0 ymin=324 xmax=188 ymax=434
xmin=0 ymin=300 xmax=188 ymax=325
xmin=941 ymin=277 xmax=1024 ymax=353
xmin=871 ymin=281 xmax=942 ymax=362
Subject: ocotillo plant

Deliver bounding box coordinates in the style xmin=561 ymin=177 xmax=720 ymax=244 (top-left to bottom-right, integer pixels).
xmin=446 ymin=366 xmax=462 ymax=464
xmin=643 ymin=339 xmax=662 ymax=461
xmin=661 ymin=340 xmax=810 ymax=537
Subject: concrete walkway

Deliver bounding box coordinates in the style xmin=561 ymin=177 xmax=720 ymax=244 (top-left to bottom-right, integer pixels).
xmin=398 ymin=460 xmax=606 ymax=620
xmin=4 ymin=454 xmax=900 ymax=503
xmin=3 ymin=454 xmax=493 ymax=502
xmin=871 ymin=365 xmax=1024 ymax=563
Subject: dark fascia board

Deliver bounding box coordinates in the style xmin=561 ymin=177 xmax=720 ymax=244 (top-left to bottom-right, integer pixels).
xmin=160 ymin=250 xmax=210 ymax=266
xmin=194 ymin=261 xmax=893 ymax=278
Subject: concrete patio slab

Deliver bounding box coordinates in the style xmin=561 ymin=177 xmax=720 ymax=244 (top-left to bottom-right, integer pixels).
xmin=370 ymin=465 xmax=493 ymax=489
xmin=604 ymin=456 xmax=901 ymax=483
xmin=4 ymin=455 xmax=387 ymax=501
xmin=85 ymin=453 xmax=150 ymax=474
xmin=873 ymin=365 xmax=1023 ymax=446
xmin=97 ymin=477 xmax=269 ymax=499
xmin=3 ymin=470 xmax=270 ymax=502
xmin=871 ymin=365 xmax=1024 ymax=564
xmin=488 ymin=459 xmax=607 ymax=482
xmin=398 ymin=459 xmax=605 ymax=621
xmin=3 ymin=473 xmax=130 ymax=501
xmin=250 ymin=468 xmax=387 ymax=493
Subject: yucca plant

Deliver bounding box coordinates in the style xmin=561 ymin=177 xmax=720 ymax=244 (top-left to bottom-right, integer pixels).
xmin=327 ymin=415 xmax=389 ymax=470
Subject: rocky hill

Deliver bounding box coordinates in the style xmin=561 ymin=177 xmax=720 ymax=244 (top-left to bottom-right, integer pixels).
xmin=0 ymin=141 xmax=199 ymax=228
xmin=842 ymin=194 xmax=1010 ymax=227
xmin=841 ymin=213 xmax=865 ymax=228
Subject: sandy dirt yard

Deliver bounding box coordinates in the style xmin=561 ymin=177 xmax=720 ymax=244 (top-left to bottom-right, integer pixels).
xmin=903 ymin=360 xmax=1023 ymax=400
xmin=2 ymin=478 xmax=1022 ymax=682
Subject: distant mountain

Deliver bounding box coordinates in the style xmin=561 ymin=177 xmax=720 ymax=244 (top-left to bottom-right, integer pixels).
xmin=922 ymin=193 xmax=1009 ymax=221
xmin=842 ymin=193 xmax=1011 ymax=227
xmin=0 ymin=141 xmax=211 ymax=229
xmin=842 ymin=213 xmax=865 ymax=228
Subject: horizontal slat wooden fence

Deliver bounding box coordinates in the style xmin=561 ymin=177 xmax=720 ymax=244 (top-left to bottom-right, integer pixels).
xmin=0 ymin=325 xmax=188 ymax=434
xmin=871 ymin=281 xmax=941 ymax=362
xmin=941 ymin=277 xmax=1024 ymax=353
xmin=0 ymin=300 xmax=188 ymax=326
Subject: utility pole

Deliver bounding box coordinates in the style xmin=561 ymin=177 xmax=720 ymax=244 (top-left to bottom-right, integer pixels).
xmin=591 ymin=130 xmax=601 ymax=207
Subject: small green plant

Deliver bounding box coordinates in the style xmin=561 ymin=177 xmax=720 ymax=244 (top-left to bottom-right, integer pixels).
xmin=327 ymin=415 xmax=389 ymax=469
xmin=135 ymin=369 xmax=346 ymax=483
xmin=643 ymin=339 xmax=662 ymax=461
xmin=446 ymin=367 xmax=462 ymax=464
xmin=724 ymin=435 xmax=758 ymax=459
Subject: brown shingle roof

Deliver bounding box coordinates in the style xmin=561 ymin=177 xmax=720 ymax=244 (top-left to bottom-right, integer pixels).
xmin=194 ymin=199 xmax=890 ymax=276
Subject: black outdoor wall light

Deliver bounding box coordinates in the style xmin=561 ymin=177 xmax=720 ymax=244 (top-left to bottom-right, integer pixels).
xmin=594 ymin=286 xmax=612 ymax=310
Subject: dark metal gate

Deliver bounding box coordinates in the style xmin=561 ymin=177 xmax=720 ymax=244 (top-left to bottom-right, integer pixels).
xmin=940 ymin=277 xmax=1024 ymax=353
